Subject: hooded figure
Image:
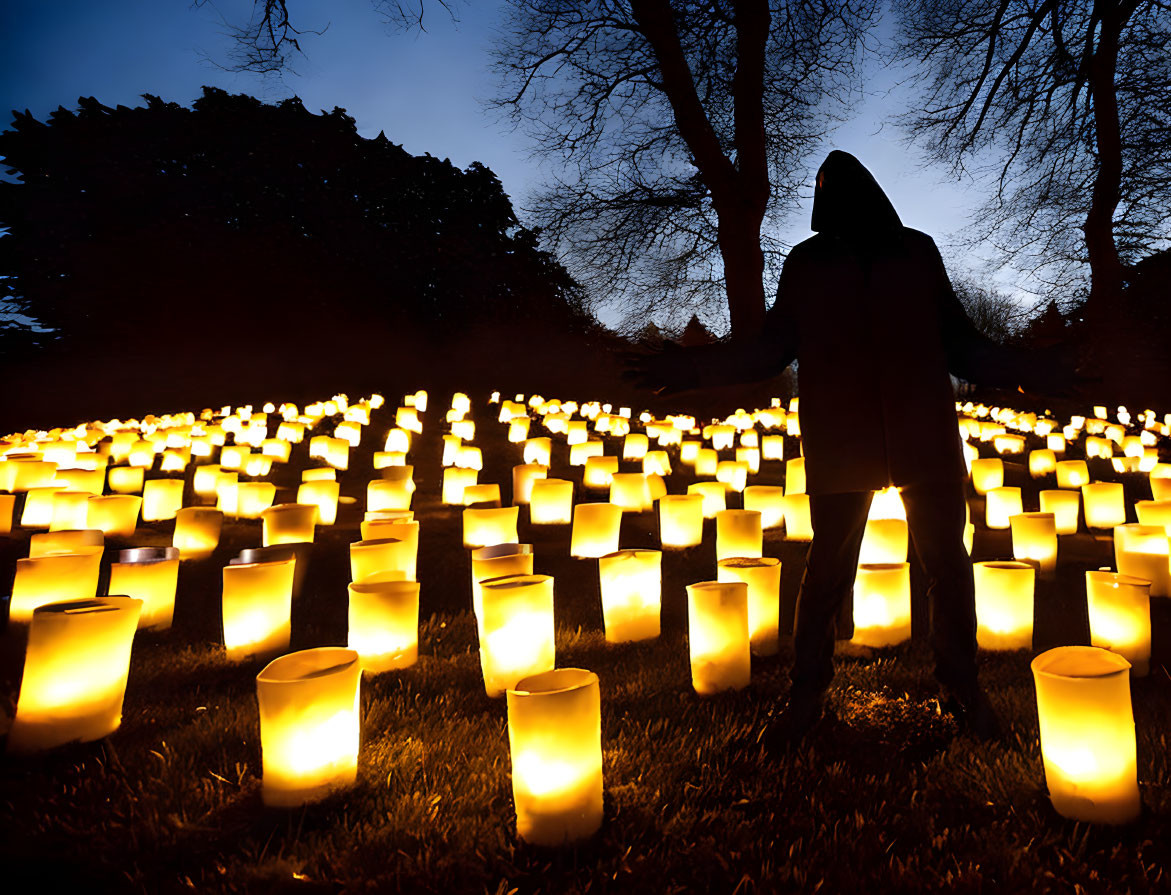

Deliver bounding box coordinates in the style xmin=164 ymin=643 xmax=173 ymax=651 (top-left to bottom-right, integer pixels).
xmin=631 ymin=150 xmax=1037 ymax=741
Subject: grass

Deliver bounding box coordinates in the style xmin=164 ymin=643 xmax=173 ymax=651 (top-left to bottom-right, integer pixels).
xmin=2 ymin=391 xmax=1170 ymax=893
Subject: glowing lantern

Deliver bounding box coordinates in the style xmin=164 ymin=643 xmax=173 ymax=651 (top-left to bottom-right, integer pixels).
xmin=110 ymin=547 xmax=180 ymax=630
xmin=512 ymin=464 xmax=548 ymax=505
xmin=687 ymin=481 xmax=727 ymax=519
xmin=1086 ymin=571 xmax=1151 ymax=676
xmin=1030 ymin=449 xmax=1058 ymax=478
xmin=396 ymin=406 xmax=422 ymax=433
xmin=221 ymin=557 xmax=295 ymax=660
xmin=128 ymin=440 xmax=155 ymax=468
xmin=852 ymin=562 xmax=911 ymax=647
xmin=349 ymin=537 xmax=414 ymax=582
xmin=256 ymin=647 xmax=361 ymax=808
xmin=569 ymin=503 xmax=622 ymax=558
xmin=456 ymin=446 xmax=484 ymax=471
xmin=142 ymin=478 xmax=184 ymax=522
xmin=743 ymin=485 xmax=785 ymax=530
xmin=480 ymin=574 xmax=556 ymax=697
xmin=1010 ymin=512 xmax=1058 ymax=575
xmin=583 ymin=455 xmax=619 ymax=490
xmin=609 ymin=473 xmax=652 ymax=512
xmin=715 ymin=510 xmax=763 ymax=561
xmin=1082 ymin=482 xmax=1127 ymax=530
xmin=686 ymin=581 xmax=751 ymax=694
xmin=214 ymin=471 xmax=240 ymax=515
xmin=348 ymin=576 xmax=419 ymax=672
xmin=8 ymin=459 xmax=57 ymax=491
xmin=985 ymin=486 xmax=1023 ymax=530
xmin=761 ymin=435 xmax=784 ymax=461
xmin=53 ymin=467 xmax=104 ymax=496
xmin=530 ymin=478 xmax=574 ymax=525
xmin=623 ymin=433 xmax=648 ymax=460
xmin=1135 ymin=500 xmax=1171 ymax=535
xmin=598 ymin=549 xmax=661 ymax=643
xmin=442 ymin=467 xmax=478 ymax=505
xmin=735 ymin=447 xmax=761 ymax=475
xmin=693 ymin=449 xmax=719 ymax=476
xmin=524 ymin=437 xmax=552 ymax=466
xmin=968 ymin=458 xmax=1003 ymax=496
xmin=49 ymin=491 xmax=93 ymax=531
xmin=782 ymin=493 xmax=814 ymax=541
xmin=1114 ymin=524 xmax=1170 ymax=596
xmin=262 ymin=503 xmax=318 ymax=546
xmin=359 ymin=519 xmax=419 ymax=580
xmin=0 ymin=493 xmax=12 ymax=535
xmin=191 ymin=464 xmax=222 ymax=499
xmin=972 ymin=560 xmax=1034 ymax=649
xmin=1039 ymin=489 xmax=1080 ymax=535
xmin=384 ymin=428 xmax=411 ymax=454
xmin=297 ymin=480 xmax=340 ymax=526
xmin=680 ymin=440 xmax=701 ymax=465
xmin=658 ymin=494 xmax=704 ymax=549
xmin=506 ymin=668 xmax=603 ymax=846
xmin=717 ymin=556 xmax=781 ymax=656
xmin=715 ymin=460 xmax=749 ymax=493
xmin=236 ymin=482 xmax=277 ymax=519
xmin=82 ymin=495 xmax=140 ymax=539
xmin=10 ymin=550 xmax=103 ymax=624
xmin=1047 ymin=433 xmax=1067 ymax=454
xmin=1031 ymin=646 xmax=1140 ymax=824
xmin=569 ymin=441 xmax=603 ymax=468
xmin=172 ymin=507 xmax=223 ymax=559
xmin=219 ymin=444 xmax=249 ymax=471
xmin=508 ymin=416 xmax=531 ymax=443
xmin=463 ymin=506 xmax=520 ymax=549
xmin=471 ymin=544 xmax=534 ymax=633
xmin=107 ymin=466 xmax=145 ymax=495
xmin=7 ymin=596 xmax=142 ymax=753
xmin=20 ymin=486 xmax=65 ymax=528
xmin=1056 ymin=460 xmax=1090 ymax=489
xmin=367 ymin=477 xmax=413 ymax=513
xmin=785 ymin=457 xmax=806 ymax=495
xmin=451 ymin=419 xmax=475 ymax=441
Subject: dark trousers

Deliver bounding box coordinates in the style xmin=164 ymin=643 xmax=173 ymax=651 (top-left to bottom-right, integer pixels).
xmin=790 ymin=480 xmax=979 ymax=698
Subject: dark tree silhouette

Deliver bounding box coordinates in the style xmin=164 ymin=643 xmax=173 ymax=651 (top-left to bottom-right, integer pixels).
xmin=895 ymin=0 xmax=1171 ymax=320
xmin=495 ymin=1 xmax=879 ymax=338
xmin=0 ymin=88 xmax=588 ymax=363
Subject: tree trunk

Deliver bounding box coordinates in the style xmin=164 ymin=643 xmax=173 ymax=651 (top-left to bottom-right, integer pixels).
xmin=632 ymin=0 xmax=771 ymax=341
xmin=1083 ymin=0 xmax=1128 ymax=322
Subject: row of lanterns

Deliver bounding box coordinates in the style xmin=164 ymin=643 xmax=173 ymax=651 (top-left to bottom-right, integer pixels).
xmin=4 ymin=390 xmax=1170 ymax=834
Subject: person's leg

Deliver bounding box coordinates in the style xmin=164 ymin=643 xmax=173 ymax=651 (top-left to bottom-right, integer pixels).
xmin=900 ymin=479 xmax=978 ymax=696
xmin=790 ymin=489 xmax=873 ymax=696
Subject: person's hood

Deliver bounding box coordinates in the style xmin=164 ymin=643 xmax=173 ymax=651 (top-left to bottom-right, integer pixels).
xmin=811 ymin=150 xmax=903 ymax=237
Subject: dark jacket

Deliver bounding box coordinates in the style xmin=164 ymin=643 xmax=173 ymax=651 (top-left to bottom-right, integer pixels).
xmin=697 ymin=151 xmax=1029 ymax=494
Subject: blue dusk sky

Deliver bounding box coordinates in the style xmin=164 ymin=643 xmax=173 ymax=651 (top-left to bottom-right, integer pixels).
xmin=1 ymin=1 xmax=1022 ymax=322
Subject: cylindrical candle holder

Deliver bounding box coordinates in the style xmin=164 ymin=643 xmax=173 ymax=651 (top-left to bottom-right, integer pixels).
xmin=985 ymin=486 xmax=1023 ymax=530
xmin=687 ymin=481 xmax=727 ymax=519
xmin=172 ymin=507 xmax=223 ymax=559
xmin=507 ymin=668 xmax=603 ymax=846
xmin=658 ymin=494 xmax=704 ymax=549
xmin=1113 ymin=523 xmax=1170 ymax=597
xmin=743 ymin=485 xmax=785 ymax=529
xmin=859 ymin=517 xmax=908 ymax=565
xmin=971 ymin=459 xmax=1005 ymax=495
xmin=7 ymin=596 xmax=143 ymax=753
xmin=9 ymin=550 xmax=103 ymax=624
xmin=262 ymin=503 xmax=318 ymax=546
xmin=598 ymin=549 xmax=661 ymax=643
xmin=1082 ymin=482 xmax=1127 ymax=530
xmin=512 ymin=464 xmax=548 ymax=506
xmin=1031 ymin=646 xmax=1140 ymax=824
xmin=686 ymin=581 xmax=750 ymax=695
xmin=471 ymin=543 xmax=534 ymax=638
xmin=110 ymin=546 xmax=180 ymax=630
xmin=1056 ymin=460 xmax=1090 ymax=489
xmin=349 ymin=537 xmax=414 ymax=582
xmin=142 ymin=478 xmax=184 ymax=522
xmin=715 ymin=509 xmax=762 ymax=561
xmin=221 ymin=557 xmax=295 ymax=661
xmin=1011 ymin=512 xmax=1058 ymax=576
xmin=348 ymin=576 xmax=420 ymax=672
xmin=529 ymin=478 xmax=574 ymax=525
xmin=463 ymin=505 xmax=520 ymax=549
xmin=479 ymin=574 xmax=556 ymax=697
xmin=569 ymin=503 xmax=622 ymax=558
xmin=782 ymin=493 xmax=813 ymax=541
xmin=1086 ymin=571 xmax=1151 ymax=676
xmin=296 ymin=480 xmax=340 ymax=526
xmin=609 ymin=473 xmax=652 ymax=512
xmin=852 ymin=562 xmax=911 ymax=647
xmin=256 ymin=647 xmax=362 ymax=807
xmin=973 ymin=560 xmax=1035 ymax=650
xmin=1040 ymin=489 xmax=1081 ymax=535
xmin=717 ymin=556 xmax=781 ymax=656
xmin=85 ymin=494 xmax=141 ymax=538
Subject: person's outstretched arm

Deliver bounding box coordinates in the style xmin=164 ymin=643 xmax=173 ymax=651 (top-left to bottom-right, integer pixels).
xmin=929 ymin=239 xmax=1075 ymax=394
xmin=625 ymin=258 xmax=800 ymax=394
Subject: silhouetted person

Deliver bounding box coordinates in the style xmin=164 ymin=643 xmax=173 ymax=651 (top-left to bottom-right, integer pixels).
xmin=632 ymin=150 xmax=1068 ymax=742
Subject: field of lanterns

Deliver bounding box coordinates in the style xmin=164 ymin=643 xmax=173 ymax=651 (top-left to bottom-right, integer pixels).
xmin=2 ymin=388 xmax=1171 ymax=890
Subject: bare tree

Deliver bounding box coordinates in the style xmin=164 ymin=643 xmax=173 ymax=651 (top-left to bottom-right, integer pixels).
xmin=194 ymin=1 xmax=458 ymax=74
xmin=494 ymin=1 xmax=879 ymax=339
xmin=895 ymin=1 xmax=1171 ymax=321
xmin=950 ymin=276 xmax=1031 ymax=343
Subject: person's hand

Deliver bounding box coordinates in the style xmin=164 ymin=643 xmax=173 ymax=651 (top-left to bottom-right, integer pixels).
xmin=620 ymin=342 xmax=702 ymax=395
